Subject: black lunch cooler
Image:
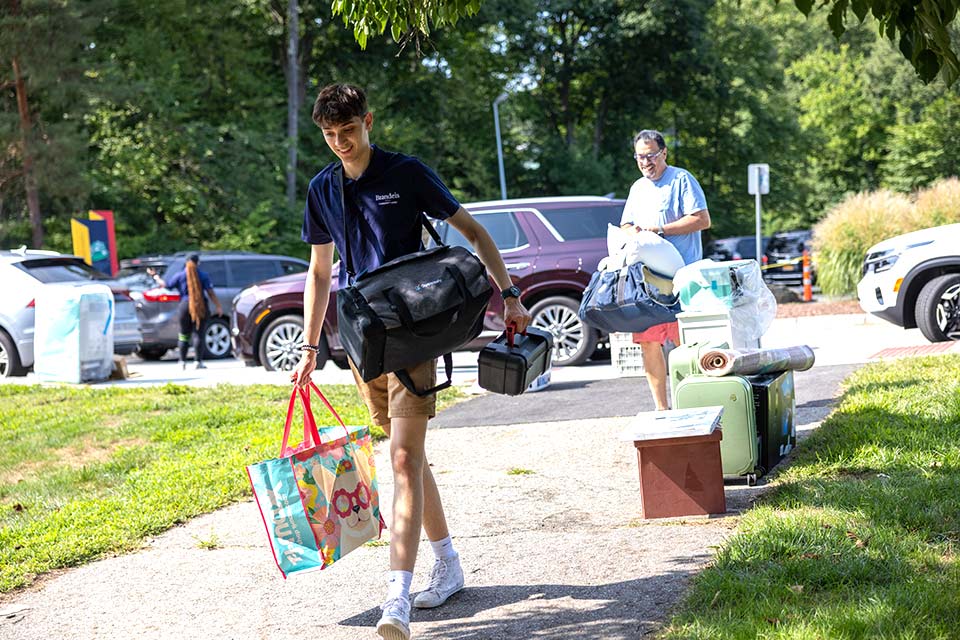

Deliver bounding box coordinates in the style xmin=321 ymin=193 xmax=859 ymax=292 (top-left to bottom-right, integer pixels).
xmin=478 ymin=326 xmax=553 ymax=395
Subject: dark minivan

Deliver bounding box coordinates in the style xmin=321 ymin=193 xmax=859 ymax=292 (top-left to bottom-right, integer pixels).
xmin=118 ymin=251 xmax=309 ymax=360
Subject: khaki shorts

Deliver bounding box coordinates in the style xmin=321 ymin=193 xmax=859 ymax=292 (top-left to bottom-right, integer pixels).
xmin=349 ymin=358 xmax=438 ymax=427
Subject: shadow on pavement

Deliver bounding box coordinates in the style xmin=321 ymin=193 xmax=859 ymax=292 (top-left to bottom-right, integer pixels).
xmin=339 ymin=572 xmax=705 ymax=639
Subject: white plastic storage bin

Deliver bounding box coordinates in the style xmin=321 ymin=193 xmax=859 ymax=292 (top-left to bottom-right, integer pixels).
xmin=35 ymin=283 xmax=114 ymax=383
xmin=610 ymin=332 xmax=645 ymax=377
xmin=676 ymin=310 xmax=760 ymax=349
xmin=610 ymin=332 xmax=677 ymax=377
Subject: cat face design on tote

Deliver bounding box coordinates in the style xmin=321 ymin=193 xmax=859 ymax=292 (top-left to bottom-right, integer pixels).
xmin=321 ymin=456 xmax=379 ymax=555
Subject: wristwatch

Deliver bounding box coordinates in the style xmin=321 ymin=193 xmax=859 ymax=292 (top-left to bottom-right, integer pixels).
xmin=501 ymin=285 xmax=521 ymax=301
xmin=657 ymin=225 xmax=665 ymax=236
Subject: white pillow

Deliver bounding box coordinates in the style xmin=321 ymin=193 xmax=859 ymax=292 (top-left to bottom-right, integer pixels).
xmin=605 ymin=224 xmax=685 ymax=277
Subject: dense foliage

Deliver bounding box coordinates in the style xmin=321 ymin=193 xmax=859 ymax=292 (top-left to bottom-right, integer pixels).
xmin=2 ymin=0 xmax=959 ymax=258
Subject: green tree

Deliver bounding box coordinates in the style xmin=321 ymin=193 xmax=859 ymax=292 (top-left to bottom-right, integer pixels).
xmin=787 ymin=45 xmax=890 ymax=206
xmin=82 ymin=0 xmax=295 ymax=256
xmin=340 ymin=0 xmax=960 ymax=84
xmin=881 ymin=94 xmax=960 ymax=192
xmin=663 ymin=0 xmax=819 ymax=236
xmin=0 ymin=0 xmax=96 ymax=248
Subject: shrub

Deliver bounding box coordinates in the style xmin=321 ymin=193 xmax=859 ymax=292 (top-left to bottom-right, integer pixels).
xmin=911 ymin=177 xmax=960 ymax=228
xmin=813 ymin=178 xmax=960 ymax=297
xmin=813 ymin=190 xmax=912 ymax=296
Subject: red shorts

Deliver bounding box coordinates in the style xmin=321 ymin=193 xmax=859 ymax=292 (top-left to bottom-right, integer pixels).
xmin=632 ymin=321 xmax=679 ymax=345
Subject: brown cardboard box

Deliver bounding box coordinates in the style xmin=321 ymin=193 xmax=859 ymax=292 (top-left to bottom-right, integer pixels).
xmin=633 ymin=429 xmax=726 ymax=519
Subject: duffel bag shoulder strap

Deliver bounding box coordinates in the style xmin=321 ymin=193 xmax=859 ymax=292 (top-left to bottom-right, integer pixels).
xmin=338 ymin=164 xmax=445 ymax=284
xmin=394 ymin=353 xmax=454 ymax=397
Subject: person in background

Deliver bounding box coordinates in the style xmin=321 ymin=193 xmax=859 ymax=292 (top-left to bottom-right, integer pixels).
xmin=620 ymin=129 xmax=711 ymax=410
xmin=290 ymin=83 xmax=531 ymax=640
xmin=148 ymin=254 xmax=222 ymax=370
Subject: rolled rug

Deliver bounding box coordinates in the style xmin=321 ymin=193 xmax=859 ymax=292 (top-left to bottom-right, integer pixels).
xmin=698 ymin=345 xmax=816 ymax=377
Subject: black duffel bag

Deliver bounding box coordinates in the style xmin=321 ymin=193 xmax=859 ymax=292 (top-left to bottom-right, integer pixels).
xmin=335 ymin=169 xmax=493 ymax=396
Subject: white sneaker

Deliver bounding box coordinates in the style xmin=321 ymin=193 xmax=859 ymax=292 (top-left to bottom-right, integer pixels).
xmin=413 ymin=554 xmax=464 ymax=609
xmin=376 ymin=596 xmax=410 ymax=640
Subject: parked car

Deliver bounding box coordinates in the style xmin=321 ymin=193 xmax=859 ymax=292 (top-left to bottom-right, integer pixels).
xmin=857 ymin=223 xmax=960 ymax=342
xmin=0 ymin=250 xmax=142 ymax=377
xmin=762 ymin=230 xmax=814 ymax=286
xmin=704 ymin=235 xmax=769 ymax=262
xmin=232 ymin=195 xmax=628 ymax=372
xmin=117 ymin=251 xmax=309 ymax=360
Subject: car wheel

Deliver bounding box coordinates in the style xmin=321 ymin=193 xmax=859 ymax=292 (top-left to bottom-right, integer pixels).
xmin=258 ymin=315 xmax=330 ymax=371
xmin=529 ymin=295 xmax=597 ymax=367
xmin=916 ymin=273 xmax=960 ymax=342
xmin=202 ymin=317 xmax=233 ymax=359
xmin=138 ymin=346 xmax=168 ymax=361
xmin=0 ymin=330 xmax=27 ymax=378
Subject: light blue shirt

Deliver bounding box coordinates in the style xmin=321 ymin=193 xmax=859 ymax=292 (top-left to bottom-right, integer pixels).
xmin=620 ymin=165 xmax=708 ymax=265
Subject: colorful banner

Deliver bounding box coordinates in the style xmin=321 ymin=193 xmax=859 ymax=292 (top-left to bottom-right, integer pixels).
xmin=71 ymin=210 xmax=117 ymax=276
xmin=89 ymin=210 xmax=118 ymax=276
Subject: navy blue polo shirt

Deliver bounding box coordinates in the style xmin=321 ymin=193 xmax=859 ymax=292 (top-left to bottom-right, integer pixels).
xmin=301 ymin=145 xmax=461 ymax=287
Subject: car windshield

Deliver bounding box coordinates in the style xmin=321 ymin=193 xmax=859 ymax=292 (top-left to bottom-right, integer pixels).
xmin=115 ymin=267 xmax=158 ymax=291
xmin=735 ymin=238 xmax=766 ymax=259
xmin=17 ymin=258 xmax=111 ymax=283
xmin=539 ymin=205 xmax=625 ymax=241
xmin=768 ymin=236 xmax=805 ymax=254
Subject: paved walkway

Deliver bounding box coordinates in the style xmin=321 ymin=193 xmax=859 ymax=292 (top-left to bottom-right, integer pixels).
xmin=1 ymin=313 xmax=956 ymax=639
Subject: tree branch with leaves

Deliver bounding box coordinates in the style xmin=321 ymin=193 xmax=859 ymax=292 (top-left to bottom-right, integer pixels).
xmin=334 ymin=0 xmax=960 ymax=84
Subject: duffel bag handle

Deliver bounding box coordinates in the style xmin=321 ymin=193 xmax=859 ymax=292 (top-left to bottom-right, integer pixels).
xmin=394 ymin=352 xmax=454 ymax=398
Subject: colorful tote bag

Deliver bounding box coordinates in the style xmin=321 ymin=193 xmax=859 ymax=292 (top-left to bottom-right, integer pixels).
xmin=247 ymin=382 xmax=385 ymax=578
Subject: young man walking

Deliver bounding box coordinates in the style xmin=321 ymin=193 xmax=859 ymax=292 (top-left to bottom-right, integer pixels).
xmin=290 ymin=83 xmax=531 ymax=640
xmin=620 ymin=129 xmax=711 ymax=410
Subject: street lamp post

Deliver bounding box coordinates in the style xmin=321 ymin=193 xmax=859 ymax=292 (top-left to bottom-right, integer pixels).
xmin=493 ymin=93 xmax=508 ymax=200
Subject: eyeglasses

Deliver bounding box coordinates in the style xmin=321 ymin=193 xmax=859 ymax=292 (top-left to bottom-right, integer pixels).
xmin=633 ymin=149 xmax=664 ymax=162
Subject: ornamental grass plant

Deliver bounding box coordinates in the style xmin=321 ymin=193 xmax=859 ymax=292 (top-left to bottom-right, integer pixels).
xmin=813 ymin=178 xmax=960 ymax=297
xmin=812 ymin=190 xmax=912 ymax=297
xmin=912 ymin=177 xmax=960 ymax=229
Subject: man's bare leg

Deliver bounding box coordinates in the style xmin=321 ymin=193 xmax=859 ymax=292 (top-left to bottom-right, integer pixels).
xmin=387 ymin=416 xmax=430 ymax=571
xmin=640 ymin=341 xmax=669 ymax=410
xmin=381 ymin=421 xmax=449 ymax=542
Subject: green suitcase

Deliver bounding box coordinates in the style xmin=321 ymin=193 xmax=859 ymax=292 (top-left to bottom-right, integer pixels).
xmin=674 ymin=374 xmax=761 ymax=484
xmin=668 ymin=340 xmax=729 ymax=406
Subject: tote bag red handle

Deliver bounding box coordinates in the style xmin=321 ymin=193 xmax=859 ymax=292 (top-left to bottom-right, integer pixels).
xmin=280 ymin=385 xmax=323 ymax=455
xmin=300 ymin=381 xmax=353 ymax=444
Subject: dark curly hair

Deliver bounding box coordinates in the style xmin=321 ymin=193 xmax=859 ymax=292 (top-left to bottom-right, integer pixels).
xmin=312 ymin=84 xmax=368 ymax=127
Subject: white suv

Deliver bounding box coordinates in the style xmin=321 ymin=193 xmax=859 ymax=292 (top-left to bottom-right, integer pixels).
xmin=857 ymin=223 xmax=960 ymax=342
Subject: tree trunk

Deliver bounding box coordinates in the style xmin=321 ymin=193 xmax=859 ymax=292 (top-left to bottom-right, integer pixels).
xmin=285 ymin=0 xmax=299 ymax=207
xmin=12 ymin=55 xmax=43 ymax=247
xmin=593 ymin=94 xmax=607 ymax=158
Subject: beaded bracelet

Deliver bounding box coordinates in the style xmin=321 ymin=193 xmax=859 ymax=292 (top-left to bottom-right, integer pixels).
xmin=300 ymin=344 xmax=322 ymax=353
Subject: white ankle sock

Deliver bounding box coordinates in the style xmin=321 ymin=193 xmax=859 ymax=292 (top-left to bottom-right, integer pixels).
xmin=429 ymin=536 xmax=457 ymax=560
xmin=386 ymin=570 xmax=413 ymax=600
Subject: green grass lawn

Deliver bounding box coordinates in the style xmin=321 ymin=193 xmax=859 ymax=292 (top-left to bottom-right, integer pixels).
xmin=661 ymin=354 xmax=960 ymax=639
xmin=0 ymin=382 xmax=462 ymax=593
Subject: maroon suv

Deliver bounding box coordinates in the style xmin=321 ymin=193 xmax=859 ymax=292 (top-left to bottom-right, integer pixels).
xmin=231 ymin=196 xmax=625 ymax=371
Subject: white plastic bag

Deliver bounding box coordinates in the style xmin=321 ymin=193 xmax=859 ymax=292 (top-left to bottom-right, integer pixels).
xmin=605 ymin=224 xmax=685 ymax=277
xmin=673 ymin=259 xmax=777 ymax=340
